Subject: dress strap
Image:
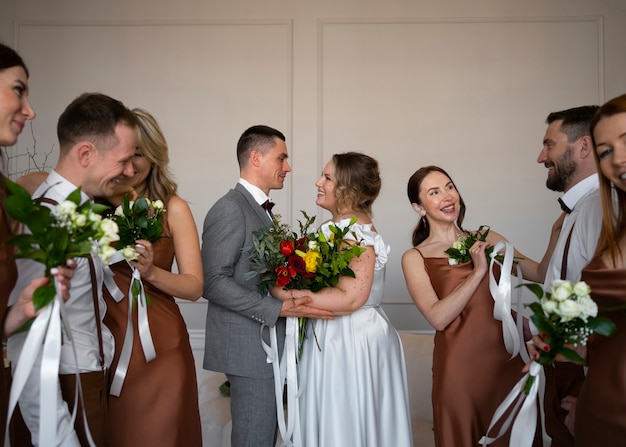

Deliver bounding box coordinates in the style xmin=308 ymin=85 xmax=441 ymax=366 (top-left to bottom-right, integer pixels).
xmin=412 ymin=247 xmax=425 ymax=259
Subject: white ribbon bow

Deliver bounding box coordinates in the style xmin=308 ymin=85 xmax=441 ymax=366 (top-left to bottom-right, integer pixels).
xmin=109 ymin=264 xmax=156 ymax=396
xmin=5 ymin=278 xmax=96 ymax=447
xmin=488 ymin=241 xmax=530 ymax=363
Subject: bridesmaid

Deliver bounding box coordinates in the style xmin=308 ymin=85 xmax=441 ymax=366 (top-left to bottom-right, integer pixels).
xmin=401 ymin=166 xmax=542 ymax=447
xmin=102 ymin=108 xmax=203 ymax=446
xmin=0 ymin=43 xmax=74 ymax=446
xmin=533 ymin=93 xmax=626 ymax=445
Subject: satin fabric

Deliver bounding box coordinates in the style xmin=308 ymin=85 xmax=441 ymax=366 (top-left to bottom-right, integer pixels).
xmin=577 ymin=257 xmax=626 ymax=445
xmin=298 ymin=221 xmax=413 ymax=447
xmin=103 ymin=220 xmax=201 ymax=447
xmin=0 ymin=188 xmax=17 ymax=444
xmin=419 ymin=254 xmax=542 ymax=447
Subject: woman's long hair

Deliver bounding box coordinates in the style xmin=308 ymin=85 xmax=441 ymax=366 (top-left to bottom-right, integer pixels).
xmin=590 ymin=93 xmax=626 ymax=265
xmin=407 ymin=165 xmax=466 ymax=246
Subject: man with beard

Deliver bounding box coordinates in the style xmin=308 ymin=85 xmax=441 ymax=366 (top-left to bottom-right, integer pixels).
xmin=535 ymin=105 xmax=601 ymax=446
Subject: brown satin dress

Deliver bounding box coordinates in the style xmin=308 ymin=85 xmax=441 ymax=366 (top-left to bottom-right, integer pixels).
xmin=0 ymin=203 xmax=17 ymax=445
xmin=103 ymin=222 xmax=201 ymax=447
xmin=577 ymin=256 xmax=626 ymax=445
xmin=418 ymin=253 xmax=542 ymax=447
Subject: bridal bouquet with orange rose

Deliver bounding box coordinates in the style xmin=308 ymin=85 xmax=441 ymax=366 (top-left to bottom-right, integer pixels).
xmin=245 ymin=211 xmax=365 ymax=355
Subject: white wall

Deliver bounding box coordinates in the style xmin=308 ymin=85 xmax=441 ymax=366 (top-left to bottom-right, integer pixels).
xmin=2 ymin=0 xmax=625 ymax=332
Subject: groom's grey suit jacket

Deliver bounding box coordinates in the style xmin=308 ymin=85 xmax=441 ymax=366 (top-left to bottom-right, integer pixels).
xmin=202 ymin=183 xmax=285 ymax=378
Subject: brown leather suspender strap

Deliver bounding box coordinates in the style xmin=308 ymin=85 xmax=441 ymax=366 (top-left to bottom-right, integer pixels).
xmin=560 ymin=223 xmax=575 ymax=281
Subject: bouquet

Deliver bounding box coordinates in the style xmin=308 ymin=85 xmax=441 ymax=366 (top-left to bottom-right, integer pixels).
xmin=520 ymin=279 xmax=616 ymax=391
xmin=4 ymin=178 xmax=118 ymax=311
xmin=479 ymin=279 xmax=616 ymax=447
xmin=111 ymin=193 xmax=165 ymax=305
xmin=445 ymin=225 xmax=493 ymax=265
xmin=245 ymin=211 xmax=365 ymax=355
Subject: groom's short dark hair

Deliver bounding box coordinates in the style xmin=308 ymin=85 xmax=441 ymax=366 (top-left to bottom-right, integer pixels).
xmin=237 ymin=125 xmax=285 ymax=168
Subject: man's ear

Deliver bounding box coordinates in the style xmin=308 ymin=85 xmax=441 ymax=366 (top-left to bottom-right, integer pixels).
xmin=250 ymin=150 xmax=262 ymax=167
xmin=77 ymin=142 xmax=94 ymax=167
xmin=578 ymin=135 xmax=593 ymax=159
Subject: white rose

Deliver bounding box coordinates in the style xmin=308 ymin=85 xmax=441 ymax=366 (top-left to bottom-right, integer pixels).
xmin=308 ymin=240 xmax=319 ymax=251
xmin=114 ymin=205 xmax=124 ymax=216
xmin=551 ymin=280 xmax=573 ymax=302
xmin=452 ymin=240 xmax=464 ymax=250
xmin=577 ymin=295 xmax=598 ymax=320
xmin=541 ymin=299 xmax=558 ymax=314
xmin=55 ymin=200 xmax=77 ymax=216
xmin=99 ymin=219 xmax=120 ymax=245
xmin=121 ymin=246 xmax=139 ymax=261
xmin=99 ymin=245 xmax=117 ymax=264
xmin=573 ymin=281 xmax=592 ymax=298
xmin=448 ymin=257 xmax=459 ymax=266
xmin=152 ymin=199 xmax=164 ymax=211
xmin=73 ymin=213 xmax=87 ymax=227
xmin=557 ymin=299 xmax=581 ymax=321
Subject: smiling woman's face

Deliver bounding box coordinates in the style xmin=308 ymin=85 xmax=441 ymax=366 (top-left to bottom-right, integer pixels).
xmin=594 ymin=112 xmax=626 ymax=193
xmin=0 ymin=65 xmax=35 ymax=147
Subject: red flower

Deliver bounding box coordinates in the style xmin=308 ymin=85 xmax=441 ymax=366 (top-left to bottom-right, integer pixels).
xmin=295 ymin=237 xmax=309 ymax=252
xmin=288 ymin=254 xmax=307 ymax=275
xmin=280 ymin=240 xmax=295 ymax=256
xmin=275 ymin=265 xmax=296 ymax=287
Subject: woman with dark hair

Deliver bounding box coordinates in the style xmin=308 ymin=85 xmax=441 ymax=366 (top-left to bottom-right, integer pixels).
xmin=0 ymin=42 xmax=74 ymax=444
xmin=272 ymin=152 xmax=413 ymax=446
xmin=401 ymin=166 xmax=542 ymax=447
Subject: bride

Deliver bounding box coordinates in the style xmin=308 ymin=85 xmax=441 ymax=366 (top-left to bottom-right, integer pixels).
xmin=272 ymin=152 xmax=413 ymax=447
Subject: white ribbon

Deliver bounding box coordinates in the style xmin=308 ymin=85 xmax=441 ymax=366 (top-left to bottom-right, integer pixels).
xmin=260 ymin=317 xmax=302 ymax=447
xmin=109 ymin=264 xmax=156 ymax=396
xmin=103 ymin=263 xmax=124 ymax=302
xmin=5 ymin=278 xmax=96 ymax=447
xmin=479 ymin=361 xmax=542 ymax=447
xmin=489 ymin=241 xmax=530 ymax=362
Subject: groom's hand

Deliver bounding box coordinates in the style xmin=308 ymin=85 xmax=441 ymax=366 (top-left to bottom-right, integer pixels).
xmin=279 ymin=296 xmax=334 ymax=319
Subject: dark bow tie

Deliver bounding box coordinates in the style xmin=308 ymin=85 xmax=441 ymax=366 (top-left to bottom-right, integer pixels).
xmin=558 ymin=197 xmax=572 ymax=214
xmin=262 ymin=200 xmax=275 ymax=212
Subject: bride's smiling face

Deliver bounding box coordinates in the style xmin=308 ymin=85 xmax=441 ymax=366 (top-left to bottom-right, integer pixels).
xmin=315 ymin=160 xmax=337 ymax=212
xmin=418 ymin=171 xmax=460 ymax=222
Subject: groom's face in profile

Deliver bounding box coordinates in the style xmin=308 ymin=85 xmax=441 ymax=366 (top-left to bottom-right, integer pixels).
xmin=257 ymin=138 xmax=291 ymax=193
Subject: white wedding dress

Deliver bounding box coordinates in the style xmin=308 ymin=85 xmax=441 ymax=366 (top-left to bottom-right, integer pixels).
xmin=297 ymin=220 xmax=413 ymax=447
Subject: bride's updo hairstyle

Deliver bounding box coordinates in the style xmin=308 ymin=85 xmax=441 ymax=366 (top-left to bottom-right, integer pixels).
xmin=332 ymin=152 xmax=381 ymax=216
xmin=407 ymin=165 xmax=466 ymax=246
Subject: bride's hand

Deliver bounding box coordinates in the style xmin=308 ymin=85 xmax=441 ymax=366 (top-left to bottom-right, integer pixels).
xmin=469 ymin=240 xmax=489 ymax=276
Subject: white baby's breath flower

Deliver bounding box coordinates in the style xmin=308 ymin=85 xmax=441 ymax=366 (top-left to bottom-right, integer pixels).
xmin=121 ymin=246 xmax=139 ymax=261
xmin=551 ymin=280 xmax=573 ymax=302
xmin=573 ymin=281 xmax=592 ymax=298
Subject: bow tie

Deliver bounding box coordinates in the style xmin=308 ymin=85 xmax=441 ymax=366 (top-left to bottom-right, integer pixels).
xmin=558 ymin=198 xmax=572 ymax=214
xmin=262 ymin=200 xmax=275 ymax=212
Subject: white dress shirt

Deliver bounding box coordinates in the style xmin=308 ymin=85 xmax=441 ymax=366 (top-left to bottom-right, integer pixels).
xmin=7 ymin=170 xmax=114 ymax=446
xmin=544 ymin=174 xmax=602 ymax=288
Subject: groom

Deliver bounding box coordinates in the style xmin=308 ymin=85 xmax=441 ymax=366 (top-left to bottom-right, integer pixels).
xmin=201 ymin=125 xmax=332 ymax=447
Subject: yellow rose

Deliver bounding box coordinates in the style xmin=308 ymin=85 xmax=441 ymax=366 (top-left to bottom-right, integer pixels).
xmin=303 ymin=250 xmax=321 ymax=273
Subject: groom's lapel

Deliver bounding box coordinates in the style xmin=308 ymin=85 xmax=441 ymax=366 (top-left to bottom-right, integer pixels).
xmin=234 ymin=183 xmax=273 ymax=226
